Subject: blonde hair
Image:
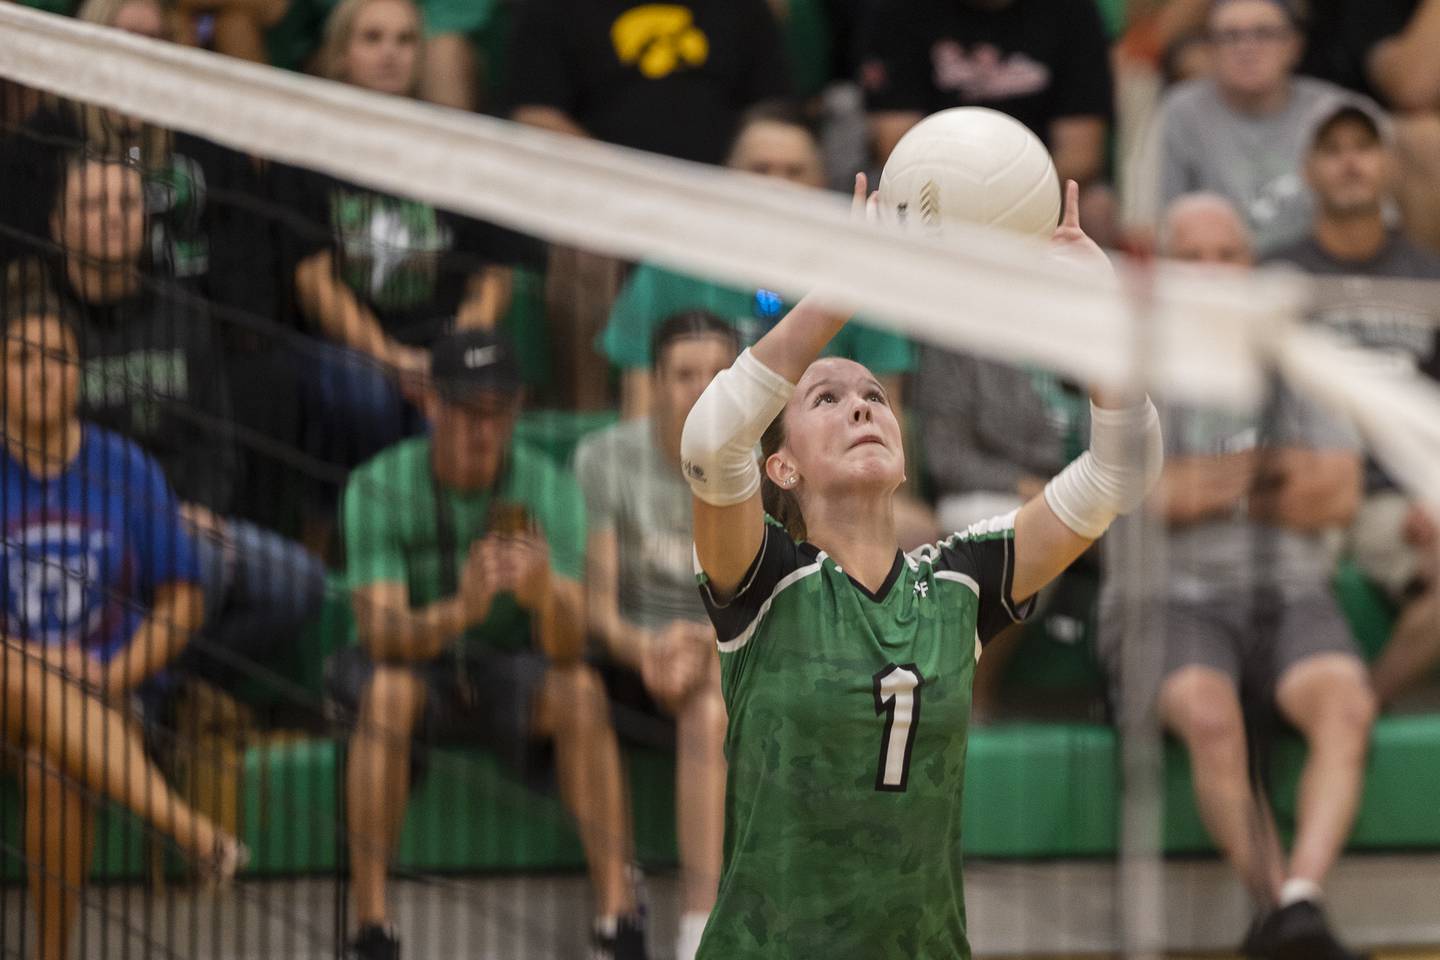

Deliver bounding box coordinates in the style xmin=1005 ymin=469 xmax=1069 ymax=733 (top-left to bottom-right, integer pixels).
xmin=317 ymin=0 xmax=425 ymax=94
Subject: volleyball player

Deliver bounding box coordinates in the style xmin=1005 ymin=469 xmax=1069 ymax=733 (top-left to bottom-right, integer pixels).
xmin=680 ymin=179 xmax=1164 ymax=959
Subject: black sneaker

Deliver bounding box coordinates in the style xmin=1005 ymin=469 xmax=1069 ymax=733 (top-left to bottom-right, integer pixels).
xmin=1248 ymin=901 xmax=1367 ymax=960
xmin=1240 ymin=913 xmax=1270 ymax=958
xmin=592 ymin=913 xmax=650 ymax=960
xmin=346 ymin=925 xmax=400 ymax=960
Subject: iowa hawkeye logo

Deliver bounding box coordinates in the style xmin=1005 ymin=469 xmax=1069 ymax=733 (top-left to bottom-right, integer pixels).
xmin=611 ymin=5 xmax=710 ymax=79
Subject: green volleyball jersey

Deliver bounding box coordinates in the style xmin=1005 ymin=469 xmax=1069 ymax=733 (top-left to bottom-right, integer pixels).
xmin=696 ymin=513 xmax=1032 ymax=960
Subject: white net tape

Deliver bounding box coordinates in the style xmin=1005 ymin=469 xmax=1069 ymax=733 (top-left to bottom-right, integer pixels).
xmin=3 ymin=3 xmax=1440 ymax=503
xmin=0 ymin=4 xmax=1276 ymax=402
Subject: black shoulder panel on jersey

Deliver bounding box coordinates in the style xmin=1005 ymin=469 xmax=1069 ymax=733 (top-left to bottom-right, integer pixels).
xmin=698 ymin=517 xmax=807 ymax=645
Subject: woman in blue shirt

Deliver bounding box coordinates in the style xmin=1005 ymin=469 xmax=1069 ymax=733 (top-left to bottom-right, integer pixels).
xmin=2 ymin=270 xmax=244 ymax=960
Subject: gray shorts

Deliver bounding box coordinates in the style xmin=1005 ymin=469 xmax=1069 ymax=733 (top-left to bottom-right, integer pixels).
xmin=1099 ymin=588 xmax=1361 ymax=706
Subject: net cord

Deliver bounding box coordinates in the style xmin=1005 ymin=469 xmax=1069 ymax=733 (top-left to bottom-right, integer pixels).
xmin=0 ymin=3 xmax=1296 ymax=407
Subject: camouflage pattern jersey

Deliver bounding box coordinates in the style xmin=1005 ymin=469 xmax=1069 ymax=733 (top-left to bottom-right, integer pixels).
xmin=695 ymin=513 xmax=1033 ymax=960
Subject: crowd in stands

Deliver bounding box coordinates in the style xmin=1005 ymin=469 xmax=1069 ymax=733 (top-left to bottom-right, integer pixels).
xmin=3 ymin=0 xmax=1440 ymax=959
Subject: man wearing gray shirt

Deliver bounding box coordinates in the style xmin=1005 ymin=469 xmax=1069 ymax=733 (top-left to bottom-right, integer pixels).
xmin=1158 ymin=0 xmax=1356 ymax=254
xmin=1269 ymin=101 xmax=1440 ymax=707
xmin=574 ymin=311 xmax=737 ymax=960
xmin=1103 ymin=195 xmax=1374 ymax=960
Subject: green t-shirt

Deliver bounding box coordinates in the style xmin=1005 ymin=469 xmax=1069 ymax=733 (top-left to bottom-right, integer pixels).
xmin=600 ymin=263 xmax=916 ymax=374
xmin=696 ymin=514 xmax=1031 ymax=959
xmin=342 ymin=436 xmax=585 ymax=653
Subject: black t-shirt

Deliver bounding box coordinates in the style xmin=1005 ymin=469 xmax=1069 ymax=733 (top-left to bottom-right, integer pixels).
xmin=1301 ymin=0 xmax=1415 ymax=103
xmin=65 ymin=277 xmax=238 ymax=513
xmin=274 ymin=165 xmax=543 ymax=346
xmin=860 ymin=0 xmax=1114 ymax=142
xmin=506 ymin=0 xmax=791 ymax=165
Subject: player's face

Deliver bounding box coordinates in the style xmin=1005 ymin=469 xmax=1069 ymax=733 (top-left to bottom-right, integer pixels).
xmin=3 ymin=316 xmax=80 ymax=432
xmin=112 ymin=0 xmax=166 ymax=38
xmin=1208 ymin=1 xmax=1300 ymax=99
xmin=1307 ymin=120 xmax=1389 ymax=219
xmin=53 ymin=160 xmax=145 ymax=270
xmin=774 ymin=358 xmax=905 ymax=499
xmin=727 ymin=122 xmax=827 ymax=188
xmin=655 ymin=334 xmax=737 ymax=426
xmin=344 ymin=0 xmax=421 ymax=97
xmin=1166 ymin=208 xmax=1254 ymax=267
xmin=430 ymin=391 xmax=518 ymax=489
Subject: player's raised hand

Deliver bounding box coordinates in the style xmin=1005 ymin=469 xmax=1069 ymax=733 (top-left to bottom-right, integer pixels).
xmin=1048 ymin=179 xmax=1112 ymax=279
xmin=851 ymin=172 xmax=880 ymax=224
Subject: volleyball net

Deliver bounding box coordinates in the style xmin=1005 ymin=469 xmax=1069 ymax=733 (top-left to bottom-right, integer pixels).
xmin=3 ymin=5 xmax=1440 ymax=958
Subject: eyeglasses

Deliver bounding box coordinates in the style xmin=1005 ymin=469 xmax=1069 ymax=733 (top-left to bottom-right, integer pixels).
xmin=1210 ymin=25 xmax=1293 ymax=47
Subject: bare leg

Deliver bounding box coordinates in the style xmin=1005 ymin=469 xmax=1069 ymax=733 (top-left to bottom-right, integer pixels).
xmin=3 ymin=648 xmax=230 ymax=865
xmin=345 ymin=665 xmax=427 ymax=927
xmin=534 ymin=662 xmax=634 ymax=918
xmin=1275 ymin=654 xmax=1376 ymax=887
xmin=420 ymin=34 xmax=477 ymax=111
xmin=24 ymin=749 xmax=94 ymax=960
xmin=1159 ymin=666 xmax=1285 ymax=903
xmin=674 ymin=660 xmax=726 ymax=916
xmin=1370 ymin=586 xmax=1440 ymax=706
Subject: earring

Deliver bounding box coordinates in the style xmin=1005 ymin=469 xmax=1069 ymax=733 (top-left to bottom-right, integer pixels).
xmin=786 ymin=477 xmax=797 ymax=487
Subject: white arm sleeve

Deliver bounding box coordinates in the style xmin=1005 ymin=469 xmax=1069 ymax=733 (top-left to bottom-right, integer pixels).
xmin=1043 ymin=399 xmax=1164 ymax=539
xmin=681 ymin=349 xmax=796 ymax=507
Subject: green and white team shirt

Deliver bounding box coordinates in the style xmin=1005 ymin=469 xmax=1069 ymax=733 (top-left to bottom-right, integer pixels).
xmin=695 ymin=512 xmax=1032 ymax=960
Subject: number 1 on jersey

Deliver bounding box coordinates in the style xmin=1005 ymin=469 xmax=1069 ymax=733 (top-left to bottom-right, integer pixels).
xmin=873 ymin=663 xmax=924 ymax=792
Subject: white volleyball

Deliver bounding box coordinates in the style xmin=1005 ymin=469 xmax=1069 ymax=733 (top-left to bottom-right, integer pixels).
xmin=877 ymin=106 xmax=1062 ymax=240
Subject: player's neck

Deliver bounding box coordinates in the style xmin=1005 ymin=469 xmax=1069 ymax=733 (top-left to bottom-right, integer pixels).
xmin=65 ymin=257 xmax=139 ymax=304
xmin=804 ymin=494 xmax=898 ymax=593
xmin=3 ymin=419 xmax=82 ymax=478
xmin=1313 ymin=215 xmax=1386 ymax=262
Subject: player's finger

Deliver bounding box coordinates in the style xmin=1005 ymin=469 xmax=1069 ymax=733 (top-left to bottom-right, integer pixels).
xmin=851 ymin=173 xmax=868 ymax=217
xmin=1062 ymin=179 xmax=1081 ymax=229
xmin=866 ymin=190 xmax=881 ymax=223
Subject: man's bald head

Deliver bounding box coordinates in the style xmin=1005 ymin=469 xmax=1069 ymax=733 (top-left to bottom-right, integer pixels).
xmin=1162 ymin=193 xmax=1255 ymax=267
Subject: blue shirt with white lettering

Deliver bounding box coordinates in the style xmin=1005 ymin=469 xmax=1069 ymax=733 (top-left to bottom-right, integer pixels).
xmin=2 ymin=427 xmax=199 ymax=662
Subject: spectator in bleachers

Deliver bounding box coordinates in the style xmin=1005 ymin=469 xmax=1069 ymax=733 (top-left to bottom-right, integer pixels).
xmin=2 ymin=265 xmax=245 ymax=960
xmin=331 ymin=329 xmax=648 ymax=960
xmin=860 ymin=0 xmax=1114 ymax=184
xmin=574 ymin=311 xmax=733 ymax=960
xmin=1267 ymin=101 xmax=1440 ymax=704
xmin=48 ymin=153 xmax=326 ymax=694
xmin=284 ymin=0 xmax=532 ymax=470
xmin=1102 ymin=193 xmax=1374 ymax=960
xmin=911 ymin=343 xmax=1089 ymax=718
xmin=1324 ymin=0 xmax=1440 ymax=252
xmin=601 ymin=104 xmax=913 ymax=419
xmin=507 ymin=0 xmax=791 ymax=165
xmin=1156 ymin=0 xmax=1358 ymax=255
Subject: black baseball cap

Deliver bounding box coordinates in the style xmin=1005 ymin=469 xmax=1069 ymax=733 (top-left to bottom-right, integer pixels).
xmin=430 ymin=329 xmax=523 ymax=406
